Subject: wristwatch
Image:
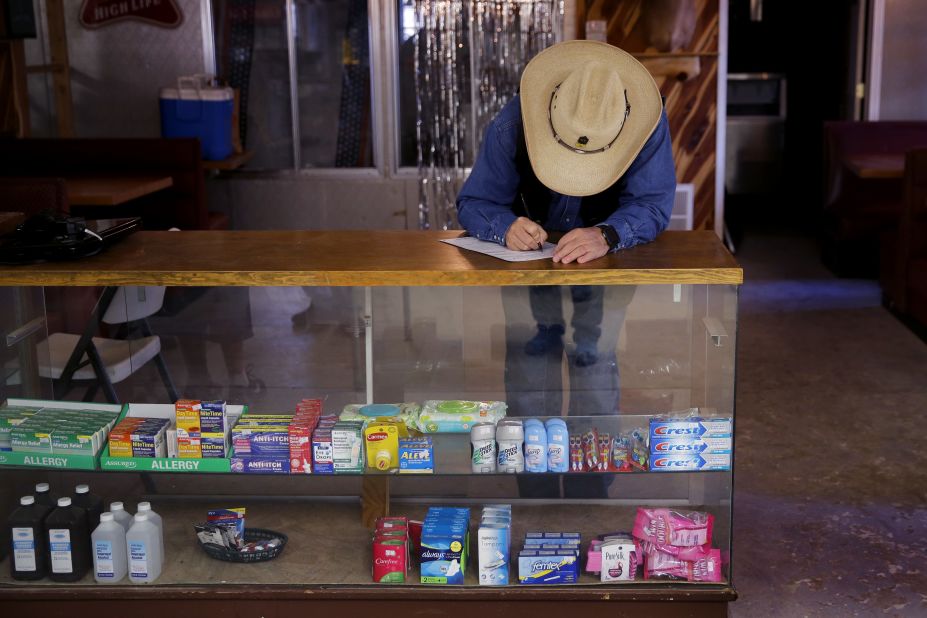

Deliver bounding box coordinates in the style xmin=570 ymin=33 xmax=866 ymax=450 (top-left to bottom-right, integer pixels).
xmin=596 ymin=224 xmax=620 ymax=251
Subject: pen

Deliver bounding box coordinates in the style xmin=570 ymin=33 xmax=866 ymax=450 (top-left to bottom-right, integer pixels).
xmin=519 ymin=192 xmax=544 ymax=250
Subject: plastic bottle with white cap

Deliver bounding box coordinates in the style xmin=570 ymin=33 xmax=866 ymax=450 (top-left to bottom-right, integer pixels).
xmin=136 ymin=502 xmax=164 ymax=560
xmin=92 ymin=512 xmax=127 ymax=583
xmin=34 ymin=482 xmax=60 ymax=509
xmin=7 ymin=495 xmax=51 ymax=580
xmin=126 ymin=512 xmax=162 ymax=583
xmin=44 ymin=496 xmax=91 ymax=582
xmin=72 ymin=484 xmax=103 ymax=531
xmin=109 ymin=502 xmax=133 ymax=532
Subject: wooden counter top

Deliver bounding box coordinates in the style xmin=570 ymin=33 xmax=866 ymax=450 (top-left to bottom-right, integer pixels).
xmin=0 ymin=230 xmax=742 ymax=287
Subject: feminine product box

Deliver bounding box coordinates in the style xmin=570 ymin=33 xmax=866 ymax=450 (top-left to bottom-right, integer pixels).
xmin=420 ymin=531 xmax=468 ymax=584
xmin=600 ymin=539 xmax=636 ymax=582
xmin=373 ymin=537 xmax=408 ymax=583
xmin=649 ymin=417 xmax=732 ymax=440
xmin=518 ymin=549 xmax=579 ymax=584
xmin=649 ymin=436 xmax=732 ymax=455
xmin=478 ymin=523 xmax=510 ymax=586
xmin=649 ymin=452 xmax=731 ymax=472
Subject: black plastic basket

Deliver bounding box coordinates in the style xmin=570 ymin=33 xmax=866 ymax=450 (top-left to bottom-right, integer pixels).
xmin=197 ymin=527 xmax=288 ymax=563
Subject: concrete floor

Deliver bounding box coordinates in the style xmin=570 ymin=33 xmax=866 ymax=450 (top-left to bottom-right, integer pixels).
xmin=731 ymin=229 xmax=927 ymax=617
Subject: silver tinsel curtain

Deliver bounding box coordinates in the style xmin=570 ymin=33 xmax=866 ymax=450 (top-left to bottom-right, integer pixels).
xmin=415 ymin=1 xmax=564 ymax=230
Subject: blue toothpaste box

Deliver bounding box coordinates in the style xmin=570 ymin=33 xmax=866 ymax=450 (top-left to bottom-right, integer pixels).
xmin=649 ymin=417 xmax=733 ymax=440
xmin=649 ymin=452 xmax=731 ymax=471
xmin=650 ymin=436 xmax=732 ymax=455
xmin=518 ymin=549 xmax=579 ymax=584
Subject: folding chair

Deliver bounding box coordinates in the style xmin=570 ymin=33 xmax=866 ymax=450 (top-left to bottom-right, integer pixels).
xmin=37 ymin=286 xmax=180 ymax=403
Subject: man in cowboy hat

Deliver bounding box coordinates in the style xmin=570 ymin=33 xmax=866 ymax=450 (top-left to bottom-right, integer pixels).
xmin=456 ymin=40 xmax=676 ymax=496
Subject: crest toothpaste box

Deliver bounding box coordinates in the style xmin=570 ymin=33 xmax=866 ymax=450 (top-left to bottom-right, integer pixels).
xmin=649 ymin=452 xmax=731 ymax=472
xmin=649 ymin=417 xmax=732 ymax=440
xmin=649 ymin=436 xmax=732 ymax=455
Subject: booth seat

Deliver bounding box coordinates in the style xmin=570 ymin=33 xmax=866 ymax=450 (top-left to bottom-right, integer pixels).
xmin=0 ymin=138 xmax=227 ymax=231
xmin=822 ymin=121 xmax=927 ymax=276
xmin=881 ymin=149 xmax=927 ymax=332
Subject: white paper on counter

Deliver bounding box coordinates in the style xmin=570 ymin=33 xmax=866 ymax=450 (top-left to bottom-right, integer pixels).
xmin=440 ymin=236 xmax=556 ymax=262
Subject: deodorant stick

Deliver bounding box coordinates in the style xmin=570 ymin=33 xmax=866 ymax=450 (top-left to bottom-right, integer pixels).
xmin=471 ymin=422 xmax=497 ymax=473
xmin=495 ymin=420 xmax=525 ymax=473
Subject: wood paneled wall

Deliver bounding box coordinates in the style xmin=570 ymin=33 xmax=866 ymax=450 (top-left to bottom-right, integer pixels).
xmin=578 ymin=0 xmax=720 ymax=231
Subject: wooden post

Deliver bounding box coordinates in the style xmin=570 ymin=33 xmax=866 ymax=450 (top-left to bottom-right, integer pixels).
xmin=0 ymin=40 xmax=30 ymax=137
xmin=45 ymin=0 xmax=73 ymax=137
xmin=361 ymin=475 xmax=389 ymax=529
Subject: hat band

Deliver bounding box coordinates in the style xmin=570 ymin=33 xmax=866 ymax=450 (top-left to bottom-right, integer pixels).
xmin=548 ymin=85 xmax=631 ymax=155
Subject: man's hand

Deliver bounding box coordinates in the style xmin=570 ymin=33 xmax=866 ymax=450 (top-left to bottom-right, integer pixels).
xmin=552 ymin=227 xmax=610 ymax=264
xmin=505 ymin=217 xmax=548 ymax=251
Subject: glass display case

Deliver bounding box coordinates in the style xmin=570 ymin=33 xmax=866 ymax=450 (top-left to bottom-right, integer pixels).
xmin=0 ymin=230 xmax=740 ymax=616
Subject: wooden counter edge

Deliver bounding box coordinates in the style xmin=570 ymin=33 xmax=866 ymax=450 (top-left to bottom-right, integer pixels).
xmin=0 ymin=268 xmax=743 ymax=287
xmin=0 ymin=582 xmax=738 ymax=602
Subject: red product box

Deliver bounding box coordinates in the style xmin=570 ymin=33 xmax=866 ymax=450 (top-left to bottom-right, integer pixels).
xmin=289 ymin=422 xmax=314 ymax=474
xmin=372 ymin=537 xmax=407 ymax=583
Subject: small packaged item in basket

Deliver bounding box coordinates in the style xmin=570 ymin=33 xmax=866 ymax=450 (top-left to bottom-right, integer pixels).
xmin=206 ymin=507 xmax=246 ymax=550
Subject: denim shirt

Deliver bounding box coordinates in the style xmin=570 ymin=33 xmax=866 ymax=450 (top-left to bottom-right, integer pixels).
xmin=457 ymin=95 xmax=677 ymax=250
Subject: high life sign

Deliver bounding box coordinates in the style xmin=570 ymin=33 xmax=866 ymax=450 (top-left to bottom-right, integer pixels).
xmin=80 ymin=0 xmax=183 ymax=29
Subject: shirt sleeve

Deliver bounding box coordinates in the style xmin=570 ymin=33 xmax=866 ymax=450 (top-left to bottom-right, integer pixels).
xmin=456 ymin=99 xmax=522 ymax=246
xmin=601 ymin=111 xmax=677 ymax=251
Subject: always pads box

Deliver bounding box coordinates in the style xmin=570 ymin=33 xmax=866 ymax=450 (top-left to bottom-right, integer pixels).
xmin=649 ymin=417 xmax=732 ymax=440
xmin=420 ymin=531 xmax=468 ymax=584
xmin=420 ymin=506 xmax=470 ymax=585
xmin=649 ymin=452 xmax=731 ymax=472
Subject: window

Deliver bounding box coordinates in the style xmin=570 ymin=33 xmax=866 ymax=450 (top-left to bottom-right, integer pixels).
xmin=214 ymin=0 xmax=373 ymax=170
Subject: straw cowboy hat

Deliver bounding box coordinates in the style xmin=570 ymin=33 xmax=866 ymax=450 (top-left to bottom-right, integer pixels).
xmin=520 ymin=40 xmax=664 ymax=197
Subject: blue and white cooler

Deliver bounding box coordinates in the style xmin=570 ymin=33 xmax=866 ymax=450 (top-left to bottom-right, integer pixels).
xmin=159 ymin=75 xmax=234 ymax=161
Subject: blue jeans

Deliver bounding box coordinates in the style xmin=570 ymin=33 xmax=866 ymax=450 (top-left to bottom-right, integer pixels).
xmin=501 ymin=285 xmax=636 ymax=498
